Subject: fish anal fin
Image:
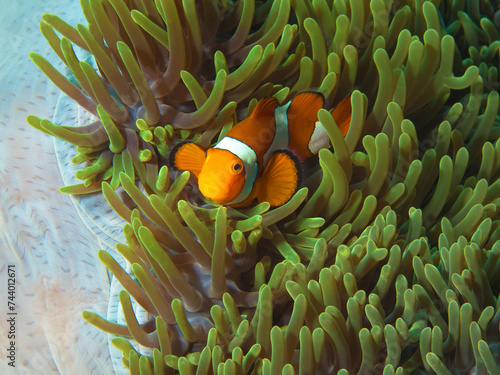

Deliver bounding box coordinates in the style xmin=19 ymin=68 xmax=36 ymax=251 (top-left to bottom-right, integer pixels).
xmin=251 ymin=97 xmax=279 ymax=119
xmin=257 ymin=150 xmax=301 ymax=207
xmin=287 ymin=92 xmax=325 ymax=124
xmin=332 ymin=95 xmax=352 ymax=137
xmin=170 ymin=142 xmax=206 ymax=178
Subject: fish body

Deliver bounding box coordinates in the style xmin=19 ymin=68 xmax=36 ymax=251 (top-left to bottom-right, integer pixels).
xmin=170 ymin=92 xmax=351 ymax=207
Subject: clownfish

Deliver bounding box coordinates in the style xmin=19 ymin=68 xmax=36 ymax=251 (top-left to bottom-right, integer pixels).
xmin=170 ymin=92 xmax=351 ymax=207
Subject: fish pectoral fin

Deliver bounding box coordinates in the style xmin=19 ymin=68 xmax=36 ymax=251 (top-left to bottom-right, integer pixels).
xmin=169 ymin=141 xmax=206 ymax=178
xmin=257 ymin=150 xmax=301 ymax=207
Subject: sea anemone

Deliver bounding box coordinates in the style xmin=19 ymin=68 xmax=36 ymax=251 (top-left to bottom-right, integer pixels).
xmin=28 ymin=0 xmax=500 ymax=374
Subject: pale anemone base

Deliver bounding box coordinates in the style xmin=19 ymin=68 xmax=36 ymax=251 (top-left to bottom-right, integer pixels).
xmin=0 ymin=1 xmax=114 ymax=373
xmin=53 ymin=91 xmax=150 ymax=375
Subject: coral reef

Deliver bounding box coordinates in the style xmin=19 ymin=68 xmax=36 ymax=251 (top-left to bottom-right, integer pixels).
xmin=28 ymin=0 xmax=500 ymax=374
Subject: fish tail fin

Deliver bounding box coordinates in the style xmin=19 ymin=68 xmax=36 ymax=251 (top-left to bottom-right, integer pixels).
xmin=331 ymin=95 xmax=352 ymax=137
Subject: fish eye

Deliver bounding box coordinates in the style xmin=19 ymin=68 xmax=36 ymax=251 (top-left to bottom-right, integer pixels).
xmin=231 ymin=162 xmax=243 ymax=174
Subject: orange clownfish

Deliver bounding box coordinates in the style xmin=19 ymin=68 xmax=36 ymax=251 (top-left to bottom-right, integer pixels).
xmin=170 ymin=92 xmax=351 ymax=207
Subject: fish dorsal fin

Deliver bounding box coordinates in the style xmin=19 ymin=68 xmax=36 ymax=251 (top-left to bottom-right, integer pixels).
xmin=250 ymin=97 xmax=279 ymax=119
xmin=331 ymin=95 xmax=352 ymax=137
xmin=170 ymin=142 xmax=206 ymax=178
xmin=287 ymin=92 xmax=325 ymax=123
xmin=256 ymin=150 xmax=300 ymax=207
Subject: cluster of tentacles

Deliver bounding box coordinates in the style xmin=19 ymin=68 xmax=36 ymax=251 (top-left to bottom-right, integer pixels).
xmin=28 ymin=0 xmax=500 ymax=374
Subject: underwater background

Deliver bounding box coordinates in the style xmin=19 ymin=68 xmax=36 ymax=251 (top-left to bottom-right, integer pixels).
xmin=3 ymin=0 xmax=500 ymax=374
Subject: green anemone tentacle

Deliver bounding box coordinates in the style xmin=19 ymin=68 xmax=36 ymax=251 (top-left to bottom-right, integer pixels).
xmin=28 ymin=0 xmax=500 ymax=373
